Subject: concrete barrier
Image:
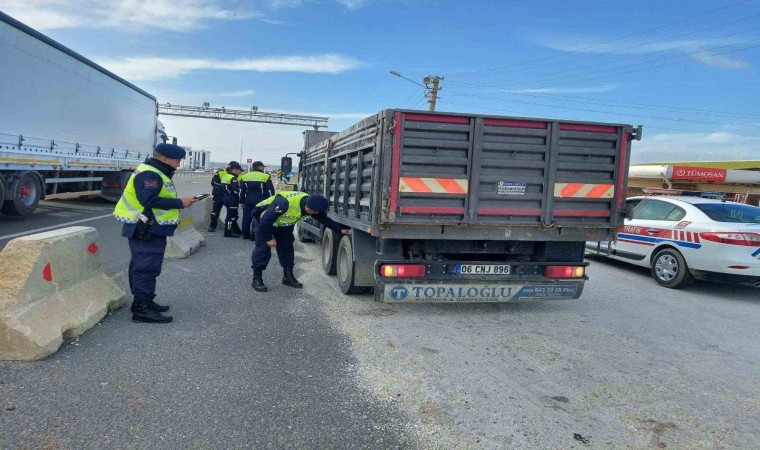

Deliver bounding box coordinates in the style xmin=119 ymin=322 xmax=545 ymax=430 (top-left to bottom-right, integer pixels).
xmin=165 ymin=202 xmax=205 ymax=259
xmin=0 ymin=226 xmax=126 ymax=361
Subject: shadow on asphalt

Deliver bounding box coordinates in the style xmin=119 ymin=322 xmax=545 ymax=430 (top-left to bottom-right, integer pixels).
xmin=585 ymin=254 xmax=759 ymax=304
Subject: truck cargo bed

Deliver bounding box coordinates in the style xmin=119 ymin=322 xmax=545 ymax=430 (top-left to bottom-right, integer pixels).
xmin=300 ymin=109 xmax=640 ymax=241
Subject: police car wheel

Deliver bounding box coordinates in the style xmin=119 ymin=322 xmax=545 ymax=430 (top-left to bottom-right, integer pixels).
xmin=321 ymin=228 xmax=339 ymax=275
xmin=651 ymin=248 xmax=694 ymax=289
xmin=337 ymin=235 xmax=364 ymax=295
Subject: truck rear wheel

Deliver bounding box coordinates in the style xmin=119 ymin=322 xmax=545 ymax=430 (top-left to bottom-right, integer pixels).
xmin=321 ymin=228 xmax=339 ymax=275
xmin=337 ymin=235 xmax=365 ymax=295
xmin=2 ymin=171 xmax=42 ymax=216
xmin=296 ymin=220 xmax=312 ymax=243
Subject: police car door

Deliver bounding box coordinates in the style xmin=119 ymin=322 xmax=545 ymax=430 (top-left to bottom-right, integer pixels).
xmin=615 ymin=199 xmax=685 ymax=266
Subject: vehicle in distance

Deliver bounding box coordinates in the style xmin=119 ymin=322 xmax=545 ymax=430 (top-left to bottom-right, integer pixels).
xmin=586 ymin=194 xmax=760 ymax=288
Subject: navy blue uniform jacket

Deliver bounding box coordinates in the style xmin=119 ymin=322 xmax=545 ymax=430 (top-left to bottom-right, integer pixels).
xmin=258 ymin=196 xmax=347 ymax=242
xmin=121 ymin=158 xmax=184 ymax=238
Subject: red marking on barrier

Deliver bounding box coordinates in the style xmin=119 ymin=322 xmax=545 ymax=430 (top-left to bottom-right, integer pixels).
xmin=400 ymin=206 xmax=464 ymax=214
xmin=43 ymin=263 xmax=52 ymax=281
xmin=88 ymin=242 xmax=99 ymax=254
xmin=478 ymin=208 xmax=542 ymax=216
xmin=560 ymin=123 xmax=618 ymax=133
xmin=615 ymin=134 xmax=629 ymax=209
xmin=404 ymin=113 xmax=470 ymax=124
xmin=389 ymin=112 xmax=402 ymax=216
xmin=554 ymin=210 xmax=611 ymax=217
xmin=484 ymin=119 xmax=546 ymax=129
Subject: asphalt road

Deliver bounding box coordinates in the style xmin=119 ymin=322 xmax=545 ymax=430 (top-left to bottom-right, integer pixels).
xmin=1 ymin=180 xmax=759 ymax=448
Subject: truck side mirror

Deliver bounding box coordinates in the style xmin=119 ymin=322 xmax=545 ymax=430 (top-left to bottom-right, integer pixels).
xmin=624 ymin=205 xmax=635 ymax=220
xmin=280 ymin=156 xmax=293 ymax=181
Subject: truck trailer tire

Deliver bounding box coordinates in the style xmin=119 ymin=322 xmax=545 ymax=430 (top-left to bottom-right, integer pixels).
xmin=0 ymin=174 xmax=5 ymax=206
xmin=2 ymin=171 xmax=42 ymax=216
xmin=296 ymin=220 xmax=312 ymax=243
xmin=321 ymin=228 xmax=339 ymax=275
xmin=337 ymin=235 xmax=366 ymax=295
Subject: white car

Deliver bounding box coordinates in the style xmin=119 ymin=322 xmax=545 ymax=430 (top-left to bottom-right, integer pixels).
xmin=587 ymin=195 xmax=760 ymax=288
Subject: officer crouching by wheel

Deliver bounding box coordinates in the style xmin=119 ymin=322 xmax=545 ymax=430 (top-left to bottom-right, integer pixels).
xmin=113 ymin=143 xmax=197 ymax=323
xmin=239 ymin=161 xmax=275 ymax=240
xmin=251 ymin=192 xmax=349 ymax=292
xmin=222 ymin=161 xmax=244 ymax=237
xmin=207 ymin=162 xmax=231 ymax=232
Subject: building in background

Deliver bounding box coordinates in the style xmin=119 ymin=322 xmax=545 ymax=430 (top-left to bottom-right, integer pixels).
xmin=180 ymin=147 xmax=212 ymax=170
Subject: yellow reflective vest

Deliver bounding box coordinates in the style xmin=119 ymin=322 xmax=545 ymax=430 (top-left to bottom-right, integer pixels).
xmin=113 ymin=163 xmax=180 ymax=225
xmin=256 ymin=191 xmax=309 ymax=227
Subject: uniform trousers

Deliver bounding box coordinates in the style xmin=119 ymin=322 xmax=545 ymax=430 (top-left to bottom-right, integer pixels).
xmin=251 ymin=226 xmax=295 ymax=270
xmin=128 ymin=236 xmax=167 ymax=305
xmin=208 ymin=197 xmax=224 ymax=229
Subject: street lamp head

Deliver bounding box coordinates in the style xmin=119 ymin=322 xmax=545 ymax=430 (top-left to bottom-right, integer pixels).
xmin=202 ymin=102 xmax=210 ymax=108
xmin=390 ymin=70 xmax=401 ymax=77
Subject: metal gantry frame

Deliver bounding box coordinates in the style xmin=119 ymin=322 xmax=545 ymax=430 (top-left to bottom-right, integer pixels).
xmin=157 ymin=104 xmax=329 ymax=130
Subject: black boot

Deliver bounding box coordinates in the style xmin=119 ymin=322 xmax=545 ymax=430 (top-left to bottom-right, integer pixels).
xmin=207 ymin=226 xmax=216 ymax=232
xmin=131 ymin=302 xmax=173 ymax=323
xmin=252 ymin=268 xmax=268 ymax=292
xmin=147 ymin=300 xmax=170 ymax=312
xmin=224 ymin=223 xmax=241 ymax=238
xmin=241 ymin=232 xmax=250 ymax=240
xmin=282 ymin=266 xmax=303 ymax=288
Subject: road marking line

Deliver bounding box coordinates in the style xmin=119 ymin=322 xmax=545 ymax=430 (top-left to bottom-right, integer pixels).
xmin=0 ymin=213 xmax=113 ymax=241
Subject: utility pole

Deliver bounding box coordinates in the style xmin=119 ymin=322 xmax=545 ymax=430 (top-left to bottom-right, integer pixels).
xmin=239 ymin=138 xmax=243 ymax=163
xmin=424 ymin=75 xmax=443 ymax=111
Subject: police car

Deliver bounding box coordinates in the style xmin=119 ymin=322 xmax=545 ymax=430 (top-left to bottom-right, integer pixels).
xmin=586 ymin=193 xmax=760 ymax=289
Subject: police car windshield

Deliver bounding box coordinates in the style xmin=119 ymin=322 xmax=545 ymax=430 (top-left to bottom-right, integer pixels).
xmin=695 ymin=203 xmax=760 ymax=224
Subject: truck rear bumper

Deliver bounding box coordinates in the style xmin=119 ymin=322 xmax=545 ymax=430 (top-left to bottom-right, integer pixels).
xmin=376 ymin=280 xmax=585 ymax=303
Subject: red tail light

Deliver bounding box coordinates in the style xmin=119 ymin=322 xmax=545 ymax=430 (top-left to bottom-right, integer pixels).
xmin=380 ymin=264 xmax=426 ymax=277
xmin=545 ymin=266 xmax=585 ymax=278
xmin=700 ymin=232 xmax=760 ymax=247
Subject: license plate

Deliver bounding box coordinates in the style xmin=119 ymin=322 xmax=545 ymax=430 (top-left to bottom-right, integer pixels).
xmin=456 ymin=264 xmax=511 ymax=275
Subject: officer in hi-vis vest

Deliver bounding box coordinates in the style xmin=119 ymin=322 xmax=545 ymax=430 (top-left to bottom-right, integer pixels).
xmin=251 ymin=192 xmax=349 ymax=292
xmin=113 ymin=143 xmax=197 ymax=323
xmin=221 ymin=161 xmax=243 ymax=237
xmin=239 ymin=161 xmax=275 ymax=240
xmin=207 ymin=162 xmax=233 ymax=232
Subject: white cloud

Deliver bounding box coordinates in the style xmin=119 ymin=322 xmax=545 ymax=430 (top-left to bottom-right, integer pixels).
xmin=513 ymin=84 xmax=619 ymax=94
xmin=691 ymin=50 xmax=748 ymax=69
xmin=528 ymin=32 xmax=751 ymax=70
xmin=633 ymin=131 xmax=760 ymax=164
xmin=98 ymin=54 xmax=362 ymax=81
xmin=0 ymin=0 xmax=260 ymax=31
xmin=335 ymin=0 xmax=366 ymax=9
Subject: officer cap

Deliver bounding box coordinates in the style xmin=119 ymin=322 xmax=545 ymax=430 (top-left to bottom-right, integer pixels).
xmin=228 ymin=161 xmax=242 ymax=170
xmin=252 ymin=161 xmax=265 ymax=168
xmin=305 ymin=194 xmax=329 ymax=214
xmin=154 ymin=143 xmax=186 ymax=159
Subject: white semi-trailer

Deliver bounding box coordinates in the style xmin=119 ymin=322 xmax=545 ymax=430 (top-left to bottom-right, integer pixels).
xmin=0 ymin=11 xmax=160 ymax=216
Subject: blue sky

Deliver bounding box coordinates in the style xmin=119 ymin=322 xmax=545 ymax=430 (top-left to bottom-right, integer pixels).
xmin=2 ymin=0 xmax=759 ymax=165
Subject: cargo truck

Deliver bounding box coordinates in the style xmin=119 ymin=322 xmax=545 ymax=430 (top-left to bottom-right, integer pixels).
xmin=294 ymin=110 xmax=642 ymax=302
xmin=0 ymin=11 xmax=159 ymax=216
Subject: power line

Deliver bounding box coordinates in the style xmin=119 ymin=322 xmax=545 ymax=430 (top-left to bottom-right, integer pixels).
xmin=449 ymin=0 xmax=752 ymax=76
xmin=439 ymin=100 xmax=760 ymax=138
xmin=400 ymin=87 xmax=424 ymax=108
xmin=455 ymin=38 xmax=760 ymax=91
xmin=453 ymin=13 xmax=760 ymax=79
xmin=449 ymin=20 xmax=760 ymax=86
xmin=445 ymin=83 xmax=760 ymax=121
xmin=444 ymin=90 xmax=755 ymax=126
